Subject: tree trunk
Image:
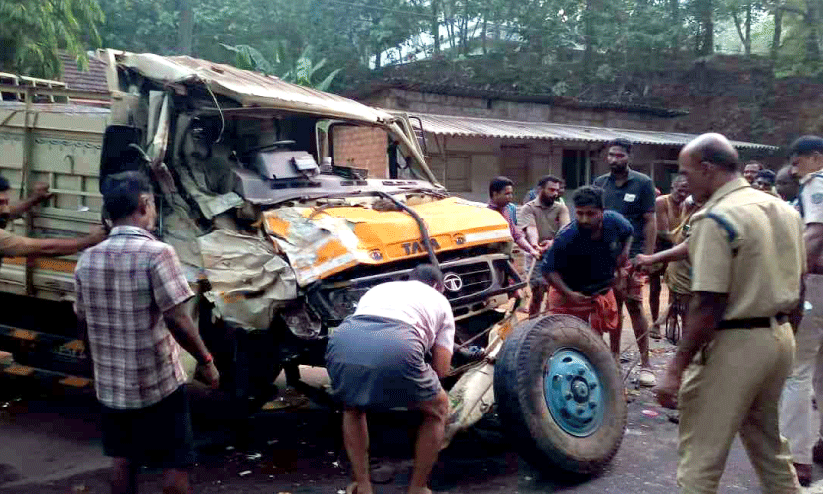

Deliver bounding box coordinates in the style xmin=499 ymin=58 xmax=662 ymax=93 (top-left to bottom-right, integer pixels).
xmin=698 ymin=0 xmax=714 ymax=56
xmin=804 ymin=0 xmax=821 ymax=63
xmin=772 ymin=4 xmax=783 ymax=61
xmin=670 ymin=0 xmax=680 ymax=56
xmin=431 ymin=0 xmax=440 ymax=54
xmin=583 ymin=0 xmax=594 ymax=81
xmin=481 ymin=17 xmax=487 ymax=54
xmin=177 ymin=0 xmax=194 ymax=55
xmin=745 ymin=2 xmax=752 ymax=55
xmin=374 ymin=50 xmax=381 ymax=69
xmin=461 ymin=1 xmax=469 ymax=56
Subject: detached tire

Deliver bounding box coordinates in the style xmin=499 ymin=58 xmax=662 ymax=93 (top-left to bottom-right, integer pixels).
xmin=494 ymin=314 xmax=627 ymax=474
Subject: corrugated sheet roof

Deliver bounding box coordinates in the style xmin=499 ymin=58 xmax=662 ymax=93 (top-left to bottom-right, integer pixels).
xmin=412 ymin=112 xmax=777 ymax=150
xmin=114 ymin=52 xmax=392 ymax=124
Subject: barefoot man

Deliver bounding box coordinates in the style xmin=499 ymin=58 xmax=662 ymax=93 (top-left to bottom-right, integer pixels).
xmin=326 ymin=264 xmax=454 ymax=494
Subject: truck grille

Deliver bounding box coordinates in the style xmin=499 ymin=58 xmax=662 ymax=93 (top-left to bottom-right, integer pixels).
xmin=309 ymin=253 xmax=515 ymax=325
xmin=441 ymin=262 xmax=493 ymax=301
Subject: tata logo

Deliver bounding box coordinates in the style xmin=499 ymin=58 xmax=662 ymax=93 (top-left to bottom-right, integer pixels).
xmin=401 ymin=238 xmax=441 ymax=255
xmin=443 ymin=273 xmax=463 ymax=292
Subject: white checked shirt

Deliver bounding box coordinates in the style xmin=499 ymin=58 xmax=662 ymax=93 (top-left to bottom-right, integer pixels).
xmin=74 ymin=226 xmax=194 ymax=409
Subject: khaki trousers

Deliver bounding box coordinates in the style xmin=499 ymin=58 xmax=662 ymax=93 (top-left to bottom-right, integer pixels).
xmin=677 ymin=322 xmax=800 ymax=494
xmin=780 ymin=274 xmax=823 ymax=464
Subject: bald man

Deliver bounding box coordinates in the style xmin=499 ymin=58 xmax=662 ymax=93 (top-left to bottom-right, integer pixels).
xmin=655 ymin=133 xmax=804 ymax=493
xmin=776 ymin=165 xmax=800 ymax=206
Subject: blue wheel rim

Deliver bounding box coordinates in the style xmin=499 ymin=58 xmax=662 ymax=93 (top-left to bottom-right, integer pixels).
xmin=544 ymin=348 xmax=605 ymax=437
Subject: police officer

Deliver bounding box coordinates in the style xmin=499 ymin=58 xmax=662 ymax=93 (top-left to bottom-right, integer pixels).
xmin=781 ymin=135 xmax=823 ymax=485
xmin=655 ymin=133 xmax=805 ymax=493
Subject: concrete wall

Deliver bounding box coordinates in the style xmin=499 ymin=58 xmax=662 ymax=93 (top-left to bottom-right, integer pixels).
xmin=332 ymin=126 xmax=388 ymax=178
xmin=365 ymin=89 xmax=678 ymax=132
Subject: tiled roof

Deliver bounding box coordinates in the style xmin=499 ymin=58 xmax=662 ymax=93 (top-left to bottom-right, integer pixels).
xmin=57 ymin=52 xmax=109 ymax=93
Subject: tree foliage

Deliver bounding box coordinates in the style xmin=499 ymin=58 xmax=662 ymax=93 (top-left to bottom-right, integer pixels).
xmin=5 ymin=0 xmax=823 ymax=87
xmin=0 ymin=0 xmax=104 ymax=78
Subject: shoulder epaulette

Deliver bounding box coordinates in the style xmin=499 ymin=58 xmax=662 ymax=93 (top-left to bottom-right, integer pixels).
xmin=705 ymin=212 xmax=738 ymax=243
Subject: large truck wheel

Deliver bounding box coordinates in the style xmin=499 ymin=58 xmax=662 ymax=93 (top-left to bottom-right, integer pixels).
xmin=493 ymin=314 xmax=627 ymax=474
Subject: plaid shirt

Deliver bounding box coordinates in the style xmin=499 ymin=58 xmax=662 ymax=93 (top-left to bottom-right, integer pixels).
xmin=74 ymin=226 xmax=193 ymax=409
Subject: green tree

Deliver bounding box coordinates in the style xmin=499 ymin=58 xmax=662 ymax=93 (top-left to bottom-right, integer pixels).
xmin=0 ymin=0 xmax=104 ymax=78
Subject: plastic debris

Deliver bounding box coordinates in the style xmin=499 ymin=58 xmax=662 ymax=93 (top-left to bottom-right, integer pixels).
xmin=247 ymin=453 xmax=262 ymax=461
xmin=226 ymin=446 xmax=235 ymax=451
xmin=642 ymin=409 xmax=659 ymax=418
xmin=267 ymin=439 xmax=279 ymax=445
xmin=239 ymin=470 xmax=252 ymax=477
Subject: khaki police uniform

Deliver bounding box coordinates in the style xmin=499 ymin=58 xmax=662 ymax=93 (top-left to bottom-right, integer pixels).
xmin=0 ymin=228 xmax=30 ymax=269
xmin=780 ymin=170 xmax=823 ymax=466
xmin=678 ymin=177 xmax=805 ymax=494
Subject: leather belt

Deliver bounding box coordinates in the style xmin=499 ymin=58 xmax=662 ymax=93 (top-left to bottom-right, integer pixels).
xmin=717 ymin=314 xmax=790 ymax=330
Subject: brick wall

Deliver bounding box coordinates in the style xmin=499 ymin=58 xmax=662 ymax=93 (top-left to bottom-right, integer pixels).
xmin=332 ymin=126 xmax=388 ymax=179
xmin=366 ymin=89 xmax=675 ymax=131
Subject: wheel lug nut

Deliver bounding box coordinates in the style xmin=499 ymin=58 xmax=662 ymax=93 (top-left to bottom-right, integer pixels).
xmin=578 ymin=369 xmax=586 ymax=375
xmin=589 ymin=383 xmax=597 ymax=389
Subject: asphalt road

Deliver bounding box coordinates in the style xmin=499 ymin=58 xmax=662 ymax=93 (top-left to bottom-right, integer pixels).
xmin=1 ymin=286 xmax=822 ymax=493
xmin=2 ymin=351 xmax=822 ymax=494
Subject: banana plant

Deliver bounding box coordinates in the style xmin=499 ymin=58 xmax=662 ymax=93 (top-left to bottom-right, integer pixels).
xmin=221 ymin=43 xmax=341 ymax=91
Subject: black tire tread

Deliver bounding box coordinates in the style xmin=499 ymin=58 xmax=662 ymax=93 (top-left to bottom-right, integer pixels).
xmin=494 ymin=314 xmax=627 ymax=474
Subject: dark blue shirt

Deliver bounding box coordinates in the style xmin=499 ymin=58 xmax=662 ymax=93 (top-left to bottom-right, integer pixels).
xmin=593 ymin=169 xmax=655 ymax=257
xmin=541 ymin=211 xmax=633 ymax=295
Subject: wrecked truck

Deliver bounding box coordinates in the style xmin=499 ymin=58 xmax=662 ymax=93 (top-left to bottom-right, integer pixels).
xmin=0 ymin=50 xmax=626 ymax=474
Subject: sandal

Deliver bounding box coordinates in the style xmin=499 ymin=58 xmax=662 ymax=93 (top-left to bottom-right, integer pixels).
xmin=346 ymin=482 xmax=359 ymax=494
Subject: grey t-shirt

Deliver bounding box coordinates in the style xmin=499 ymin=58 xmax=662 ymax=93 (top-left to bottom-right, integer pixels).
xmin=593 ymin=169 xmax=656 ymax=257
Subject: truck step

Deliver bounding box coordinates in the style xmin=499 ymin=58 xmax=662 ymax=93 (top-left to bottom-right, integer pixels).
xmin=0 ymin=353 xmax=93 ymax=392
xmin=0 ymin=324 xmax=91 ymax=376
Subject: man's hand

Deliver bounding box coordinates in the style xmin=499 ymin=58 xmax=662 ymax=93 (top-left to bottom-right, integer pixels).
xmin=654 ymin=370 xmax=681 ymax=409
xmin=196 ymin=361 xmax=220 ymax=389
xmin=538 ymin=239 xmax=553 ymax=253
xmin=634 ymin=253 xmax=654 ymax=268
xmin=567 ymin=291 xmax=592 ymax=305
xmin=32 ymin=182 xmax=53 ymax=204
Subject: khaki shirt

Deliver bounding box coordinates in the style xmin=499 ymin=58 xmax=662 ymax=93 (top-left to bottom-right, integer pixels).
xmin=0 ymin=228 xmax=29 ymax=268
xmin=520 ymin=199 xmax=568 ymax=242
xmin=689 ymin=177 xmax=806 ymax=320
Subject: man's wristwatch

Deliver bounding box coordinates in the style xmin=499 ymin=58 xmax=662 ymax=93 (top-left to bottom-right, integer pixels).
xmin=198 ymin=353 xmax=214 ymax=366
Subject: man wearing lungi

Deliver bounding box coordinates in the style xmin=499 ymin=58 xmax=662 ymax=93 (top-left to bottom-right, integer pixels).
xmin=542 ymin=185 xmax=634 ymax=359
xmin=326 ymin=264 xmax=455 ymax=494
